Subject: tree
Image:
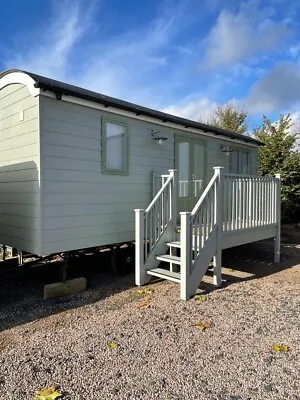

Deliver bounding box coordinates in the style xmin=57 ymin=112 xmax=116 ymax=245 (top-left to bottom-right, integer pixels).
xmin=200 ymin=102 xmax=248 ymax=134
xmin=253 ymin=114 xmax=300 ymax=221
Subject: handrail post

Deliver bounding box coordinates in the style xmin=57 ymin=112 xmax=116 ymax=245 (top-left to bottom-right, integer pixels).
xmin=169 ymin=169 xmax=178 ymax=237
xmin=213 ymin=166 xmax=224 ymax=287
xmin=274 ymin=173 xmax=281 ymax=263
xmin=180 ymin=211 xmax=191 ymax=300
xmin=135 ymin=209 xmax=147 ymax=285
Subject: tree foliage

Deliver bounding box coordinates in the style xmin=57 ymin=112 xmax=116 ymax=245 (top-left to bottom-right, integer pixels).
xmin=201 ymin=102 xmax=248 ymax=134
xmin=253 ymin=114 xmax=300 ymax=221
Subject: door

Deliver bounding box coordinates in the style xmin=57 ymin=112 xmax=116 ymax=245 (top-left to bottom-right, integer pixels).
xmin=175 ymin=135 xmax=206 ymax=212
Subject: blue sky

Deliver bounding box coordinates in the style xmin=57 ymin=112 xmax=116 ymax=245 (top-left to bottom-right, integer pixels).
xmin=1 ymin=0 xmax=300 ymax=130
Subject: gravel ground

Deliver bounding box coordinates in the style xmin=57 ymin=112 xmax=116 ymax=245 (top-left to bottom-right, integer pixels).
xmin=0 ymin=238 xmax=300 ymax=400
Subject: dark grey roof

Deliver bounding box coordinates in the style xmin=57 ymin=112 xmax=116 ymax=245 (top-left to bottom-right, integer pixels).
xmin=0 ymin=69 xmax=263 ymax=146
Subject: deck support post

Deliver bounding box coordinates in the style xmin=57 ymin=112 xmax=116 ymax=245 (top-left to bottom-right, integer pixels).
xmin=18 ymin=250 xmax=23 ymax=265
xmin=274 ymin=173 xmax=281 ymax=263
xmin=213 ymin=166 xmax=224 ymax=287
xmin=135 ymin=209 xmax=147 ymax=285
xmin=60 ymin=252 xmax=69 ymax=282
xmin=180 ymin=212 xmax=191 ymax=300
xmin=213 ymin=251 xmax=222 ymax=287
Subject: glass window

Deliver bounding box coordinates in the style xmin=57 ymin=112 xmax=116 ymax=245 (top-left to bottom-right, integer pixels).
xmin=230 ymin=149 xmax=250 ymax=175
xmin=240 ymin=151 xmax=250 ymax=174
xmin=230 ymin=150 xmax=239 ymax=174
xmin=102 ymin=120 xmax=128 ymax=174
xmin=193 ymin=142 xmax=205 ymax=197
xmin=178 ymin=141 xmax=189 ymax=197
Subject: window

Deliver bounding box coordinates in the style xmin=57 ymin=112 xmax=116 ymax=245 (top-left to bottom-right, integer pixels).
xmin=230 ymin=149 xmax=250 ymax=174
xmin=102 ymin=120 xmax=128 ymax=174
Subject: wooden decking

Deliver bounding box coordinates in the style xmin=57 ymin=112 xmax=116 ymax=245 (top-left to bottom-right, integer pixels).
xmin=135 ymin=168 xmax=281 ymax=300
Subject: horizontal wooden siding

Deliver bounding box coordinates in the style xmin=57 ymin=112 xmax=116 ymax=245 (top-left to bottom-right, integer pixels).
xmin=0 ymin=83 xmax=40 ymax=254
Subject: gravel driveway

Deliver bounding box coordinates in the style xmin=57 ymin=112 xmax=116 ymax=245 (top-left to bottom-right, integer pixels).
xmin=0 ymin=239 xmax=300 ymax=400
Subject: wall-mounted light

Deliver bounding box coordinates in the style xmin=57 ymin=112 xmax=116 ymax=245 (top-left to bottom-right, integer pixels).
xmin=220 ymin=144 xmax=233 ymax=156
xmin=151 ymin=129 xmax=168 ymax=145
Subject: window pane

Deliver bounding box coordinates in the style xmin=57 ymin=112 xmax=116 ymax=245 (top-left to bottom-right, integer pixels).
xmin=240 ymin=151 xmax=250 ymax=174
xmin=193 ymin=143 xmax=205 ymax=196
xmin=178 ymin=141 xmax=189 ymax=197
xmin=230 ymin=150 xmax=239 ymax=174
xmin=105 ymin=122 xmax=125 ymax=170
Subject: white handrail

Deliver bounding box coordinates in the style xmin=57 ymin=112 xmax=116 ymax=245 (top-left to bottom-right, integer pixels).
xmin=224 ymin=173 xmax=274 ymax=179
xmin=135 ymin=169 xmax=177 ymax=286
xmin=146 ymin=174 xmax=173 ymax=213
xmin=191 ymin=170 xmax=219 ymax=216
xmin=180 ymin=167 xmax=223 ymax=300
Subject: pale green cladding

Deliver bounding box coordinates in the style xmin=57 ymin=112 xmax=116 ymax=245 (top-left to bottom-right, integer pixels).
xmin=0 ymin=83 xmax=41 ymax=254
xmin=0 ymin=77 xmax=260 ymax=257
xmin=39 ymin=95 xmax=259 ymax=255
xmin=39 ymin=96 xmax=174 ymax=254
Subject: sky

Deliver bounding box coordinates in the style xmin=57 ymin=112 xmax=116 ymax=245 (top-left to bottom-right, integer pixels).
xmin=1 ymin=0 xmax=300 ymax=131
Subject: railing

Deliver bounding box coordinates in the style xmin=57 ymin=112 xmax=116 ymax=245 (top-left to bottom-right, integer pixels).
xmin=135 ymin=169 xmax=177 ymax=285
xmin=152 ymin=172 xmax=169 ymax=197
xmin=153 ymin=173 xmax=203 ymax=198
xmin=180 ymin=167 xmax=222 ymax=299
xmin=178 ymin=179 xmax=204 ymax=197
xmin=189 ymin=170 xmax=219 ymax=269
xmin=223 ymin=174 xmax=280 ymax=231
xmin=145 ymin=172 xmax=175 ymax=259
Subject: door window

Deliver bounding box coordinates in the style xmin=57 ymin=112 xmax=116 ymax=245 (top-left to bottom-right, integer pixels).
xmin=176 ymin=137 xmax=206 ymax=212
xmin=230 ymin=149 xmax=250 ymax=175
xmin=178 ymin=142 xmax=189 ymax=198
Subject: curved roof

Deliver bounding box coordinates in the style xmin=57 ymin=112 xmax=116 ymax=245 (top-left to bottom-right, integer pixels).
xmin=0 ymin=69 xmax=263 ymax=146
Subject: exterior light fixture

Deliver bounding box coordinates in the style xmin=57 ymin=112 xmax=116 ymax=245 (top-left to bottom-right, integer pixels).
xmin=151 ymin=129 xmax=168 ymax=145
xmin=220 ymin=144 xmax=233 ymax=156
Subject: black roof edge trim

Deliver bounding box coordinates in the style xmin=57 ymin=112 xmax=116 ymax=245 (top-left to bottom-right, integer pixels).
xmin=0 ymin=69 xmax=263 ymax=147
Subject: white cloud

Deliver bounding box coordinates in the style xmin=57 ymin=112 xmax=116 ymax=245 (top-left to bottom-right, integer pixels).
xmin=4 ymin=0 xmax=97 ymax=81
xmin=289 ymin=43 xmax=300 ymax=58
xmin=2 ymin=0 xmax=200 ymax=108
xmin=76 ymin=0 xmax=195 ymax=104
xmin=246 ymin=63 xmax=300 ymax=114
xmin=199 ymin=2 xmax=290 ymax=70
xmin=162 ymin=97 xmax=218 ymax=121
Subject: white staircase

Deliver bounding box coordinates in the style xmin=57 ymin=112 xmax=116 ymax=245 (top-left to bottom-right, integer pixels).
xmin=135 ymin=167 xmax=223 ymax=300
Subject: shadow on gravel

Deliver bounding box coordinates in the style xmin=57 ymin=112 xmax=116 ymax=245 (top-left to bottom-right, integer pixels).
xmin=1 ymin=226 xmax=299 ymax=332
xmin=0 ymin=250 xmax=135 ymax=333
xmin=203 ymin=225 xmax=300 ymax=292
xmin=222 ymin=241 xmax=300 ymax=280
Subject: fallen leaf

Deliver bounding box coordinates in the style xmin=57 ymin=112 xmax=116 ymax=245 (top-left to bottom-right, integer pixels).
xmin=137 ymin=288 xmax=153 ymax=295
xmin=137 ymin=296 xmax=151 ymax=309
xmin=272 ymin=344 xmax=289 ymax=352
xmin=193 ymin=294 xmax=207 ymax=302
xmin=33 ymin=386 xmax=62 ymax=400
xmin=108 ymin=340 xmax=119 ymax=349
xmin=195 ymin=321 xmax=211 ymax=331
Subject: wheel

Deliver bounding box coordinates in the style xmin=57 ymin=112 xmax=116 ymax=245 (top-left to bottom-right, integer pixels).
xmin=111 ymin=243 xmax=135 ymax=276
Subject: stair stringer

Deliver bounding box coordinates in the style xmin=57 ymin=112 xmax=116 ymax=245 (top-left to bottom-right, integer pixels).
xmin=137 ymin=223 xmax=173 ymax=285
xmin=180 ymin=226 xmax=217 ymax=300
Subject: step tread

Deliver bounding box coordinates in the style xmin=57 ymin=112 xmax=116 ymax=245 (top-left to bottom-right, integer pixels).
xmin=166 ymin=241 xmax=181 ymax=248
xmin=147 ymin=267 xmax=181 ymax=283
xmin=156 ymin=254 xmax=181 ymax=264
